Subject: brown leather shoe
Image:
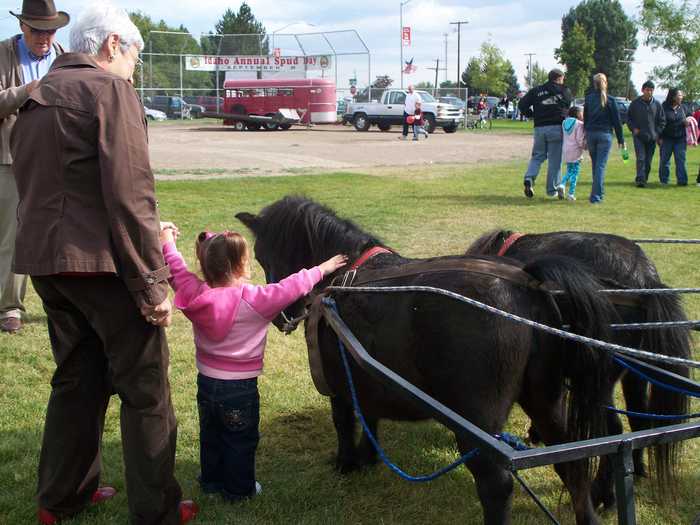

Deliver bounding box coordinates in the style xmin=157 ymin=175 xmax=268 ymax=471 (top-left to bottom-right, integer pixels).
xmin=0 ymin=317 xmax=21 ymax=333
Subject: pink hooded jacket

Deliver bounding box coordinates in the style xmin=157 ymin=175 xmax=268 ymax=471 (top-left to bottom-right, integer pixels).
xmin=162 ymin=241 xmax=323 ymax=380
xmin=562 ymin=117 xmax=587 ymax=163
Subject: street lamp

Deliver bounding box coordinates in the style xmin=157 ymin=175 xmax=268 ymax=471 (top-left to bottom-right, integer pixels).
xmin=400 ymin=0 xmax=412 ymax=89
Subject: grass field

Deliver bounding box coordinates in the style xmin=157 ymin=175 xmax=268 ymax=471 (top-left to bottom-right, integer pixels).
xmin=0 ymin=136 xmax=698 ymax=524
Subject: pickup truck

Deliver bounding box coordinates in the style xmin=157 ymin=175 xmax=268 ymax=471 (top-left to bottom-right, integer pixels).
xmin=343 ymin=89 xmax=463 ymax=133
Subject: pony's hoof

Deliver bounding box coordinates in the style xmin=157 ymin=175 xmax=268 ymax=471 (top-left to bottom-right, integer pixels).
xmin=334 ymin=457 xmax=360 ymax=474
xmin=590 ymin=482 xmax=616 ymax=511
xmin=633 ymin=462 xmax=648 ymax=478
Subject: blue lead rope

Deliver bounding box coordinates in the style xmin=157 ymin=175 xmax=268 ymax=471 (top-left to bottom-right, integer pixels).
xmin=613 ymin=356 xmax=700 ymax=399
xmin=606 ymin=356 xmax=700 ymax=420
xmin=325 ymin=297 xmax=529 ymax=483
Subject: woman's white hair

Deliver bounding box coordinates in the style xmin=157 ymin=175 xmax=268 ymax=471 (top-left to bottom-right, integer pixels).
xmin=69 ymin=2 xmax=144 ymax=55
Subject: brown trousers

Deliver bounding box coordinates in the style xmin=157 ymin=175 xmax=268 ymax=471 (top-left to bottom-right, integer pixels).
xmin=32 ymin=275 xmax=182 ymax=525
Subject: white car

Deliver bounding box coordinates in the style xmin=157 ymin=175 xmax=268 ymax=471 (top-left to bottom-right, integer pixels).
xmin=144 ymin=106 xmax=167 ymax=121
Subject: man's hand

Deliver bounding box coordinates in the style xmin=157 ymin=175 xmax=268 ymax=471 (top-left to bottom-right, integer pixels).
xmin=25 ymin=80 xmax=39 ymax=94
xmin=141 ymin=297 xmax=173 ymax=327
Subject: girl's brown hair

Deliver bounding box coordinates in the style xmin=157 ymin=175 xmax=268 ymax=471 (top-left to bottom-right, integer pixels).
xmin=196 ymin=231 xmax=249 ymax=286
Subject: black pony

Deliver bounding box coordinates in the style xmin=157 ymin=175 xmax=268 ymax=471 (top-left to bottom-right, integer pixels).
xmin=466 ymin=229 xmax=692 ymax=506
xmin=237 ymin=196 xmax=620 ymax=525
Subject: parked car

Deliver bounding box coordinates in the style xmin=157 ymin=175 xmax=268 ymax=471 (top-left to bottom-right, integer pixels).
xmin=615 ymin=98 xmax=630 ymax=124
xmin=149 ymin=95 xmax=191 ymax=119
xmin=439 ymin=96 xmax=466 ymax=110
xmin=183 ymin=95 xmax=224 ymax=114
xmin=144 ymin=106 xmax=167 ymax=121
xmin=187 ymin=103 xmax=206 ymax=118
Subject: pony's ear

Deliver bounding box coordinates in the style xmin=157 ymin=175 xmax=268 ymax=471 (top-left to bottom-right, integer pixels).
xmin=235 ymin=212 xmax=259 ymax=232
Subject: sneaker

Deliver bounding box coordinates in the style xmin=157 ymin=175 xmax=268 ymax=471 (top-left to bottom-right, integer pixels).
xmin=523 ymin=179 xmax=534 ymax=198
xmin=660 ymin=180 xmax=669 ymax=185
xmin=255 ymin=481 xmax=262 ymax=496
xmin=567 ymin=194 xmax=576 ymax=201
xmin=556 ymin=185 xmax=565 ymax=200
xmin=635 ymin=181 xmax=646 ymax=188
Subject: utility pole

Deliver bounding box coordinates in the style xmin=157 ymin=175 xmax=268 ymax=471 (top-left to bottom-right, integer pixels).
xmin=426 ymin=58 xmax=446 ymax=96
xmin=450 ymin=20 xmax=468 ymax=100
xmin=400 ymin=0 xmax=413 ymax=89
xmin=443 ymin=33 xmax=448 ymax=84
xmin=619 ymin=48 xmax=635 ymax=100
xmin=524 ymin=53 xmax=536 ymax=89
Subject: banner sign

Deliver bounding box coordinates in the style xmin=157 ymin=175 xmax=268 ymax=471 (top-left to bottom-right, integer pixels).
xmin=185 ymin=54 xmax=332 ymax=72
xmin=402 ymin=26 xmax=411 ymax=47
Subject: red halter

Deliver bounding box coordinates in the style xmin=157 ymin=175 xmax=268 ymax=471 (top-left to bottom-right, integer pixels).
xmin=350 ymin=246 xmax=393 ymax=270
xmin=497 ymin=232 xmax=525 ymax=257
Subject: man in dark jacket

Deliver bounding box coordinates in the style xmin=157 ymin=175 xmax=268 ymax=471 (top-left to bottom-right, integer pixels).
xmin=627 ymin=80 xmax=665 ymax=187
xmin=518 ymin=69 xmax=572 ymax=198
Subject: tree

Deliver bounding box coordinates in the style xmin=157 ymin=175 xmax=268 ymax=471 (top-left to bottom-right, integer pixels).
xmin=639 ymin=0 xmax=700 ymax=100
xmin=504 ymin=62 xmax=520 ymax=99
xmin=204 ymin=3 xmax=268 ymax=56
xmin=130 ymin=11 xmax=212 ymax=95
xmin=562 ymin=0 xmax=637 ymax=96
xmin=460 ymin=42 xmax=513 ymax=97
xmin=354 ymin=75 xmax=393 ymax=102
xmin=555 ymin=21 xmax=596 ymax=97
xmin=525 ymin=61 xmax=548 ymax=89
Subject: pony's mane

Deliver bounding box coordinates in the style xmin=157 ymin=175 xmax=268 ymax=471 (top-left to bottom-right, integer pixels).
xmin=465 ymin=229 xmax=512 ymax=255
xmin=256 ymin=196 xmax=384 ymax=261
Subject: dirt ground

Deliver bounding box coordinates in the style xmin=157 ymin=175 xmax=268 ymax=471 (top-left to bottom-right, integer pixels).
xmin=147 ymin=122 xmax=533 ymax=179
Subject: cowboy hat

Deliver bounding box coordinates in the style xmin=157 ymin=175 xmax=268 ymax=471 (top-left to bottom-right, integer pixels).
xmin=10 ymin=0 xmax=69 ymax=31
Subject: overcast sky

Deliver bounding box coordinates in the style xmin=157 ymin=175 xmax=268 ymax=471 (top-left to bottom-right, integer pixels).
xmin=0 ymin=0 xmax=678 ymax=95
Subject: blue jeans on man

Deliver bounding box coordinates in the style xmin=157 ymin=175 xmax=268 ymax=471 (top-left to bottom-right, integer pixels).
xmin=659 ymin=137 xmax=688 ymax=185
xmin=197 ymin=374 xmax=260 ymax=501
xmin=632 ymin=135 xmax=656 ymax=185
xmin=587 ymin=130 xmax=613 ymax=203
xmin=523 ymin=125 xmax=563 ymax=196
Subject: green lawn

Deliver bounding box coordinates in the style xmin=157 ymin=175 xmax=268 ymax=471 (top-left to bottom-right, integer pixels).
xmin=1 ymin=145 xmax=698 ymax=524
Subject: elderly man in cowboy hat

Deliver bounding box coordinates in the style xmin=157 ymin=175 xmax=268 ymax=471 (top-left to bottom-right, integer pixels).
xmin=0 ymin=0 xmax=67 ymax=334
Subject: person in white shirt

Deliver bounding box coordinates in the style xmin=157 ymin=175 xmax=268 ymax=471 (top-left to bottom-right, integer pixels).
xmin=400 ymin=84 xmax=422 ymax=139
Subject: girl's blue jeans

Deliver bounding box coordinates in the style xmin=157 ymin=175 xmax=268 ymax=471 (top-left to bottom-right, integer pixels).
xmin=197 ymin=374 xmax=260 ymax=501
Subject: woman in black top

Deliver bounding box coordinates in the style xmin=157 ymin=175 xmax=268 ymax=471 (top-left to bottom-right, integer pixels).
xmin=658 ymin=88 xmax=688 ymax=186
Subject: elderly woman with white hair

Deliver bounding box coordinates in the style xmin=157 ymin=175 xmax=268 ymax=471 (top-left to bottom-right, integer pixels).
xmin=10 ymin=3 xmax=198 ymax=524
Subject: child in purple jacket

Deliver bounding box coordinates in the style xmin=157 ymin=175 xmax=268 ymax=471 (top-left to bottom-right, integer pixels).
xmin=159 ymin=224 xmax=346 ymax=502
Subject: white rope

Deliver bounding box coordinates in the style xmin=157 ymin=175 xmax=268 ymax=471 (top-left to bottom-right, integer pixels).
xmin=327 ymin=285 xmax=700 ymax=370
xmin=632 ymin=239 xmax=700 ymax=244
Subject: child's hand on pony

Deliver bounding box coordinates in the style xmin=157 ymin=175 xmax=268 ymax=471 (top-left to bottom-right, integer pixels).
xmin=319 ymin=254 xmax=349 ymax=276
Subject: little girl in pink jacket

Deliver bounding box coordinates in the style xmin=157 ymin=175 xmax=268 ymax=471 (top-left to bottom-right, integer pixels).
xmin=558 ymin=106 xmax=587 ymax=201
xmin=159 ymin=224 xmax=346 ymax=502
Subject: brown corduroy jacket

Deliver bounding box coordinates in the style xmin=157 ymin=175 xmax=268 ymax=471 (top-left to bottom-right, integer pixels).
xmin=10 ymin=53 xmax=169 ymax=308
xmin=0 ymin=35 xmax=64 ymax=165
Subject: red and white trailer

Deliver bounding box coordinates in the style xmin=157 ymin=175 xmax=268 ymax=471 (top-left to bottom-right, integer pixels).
xmin=222 ymin=78 xmax=336 ymax=130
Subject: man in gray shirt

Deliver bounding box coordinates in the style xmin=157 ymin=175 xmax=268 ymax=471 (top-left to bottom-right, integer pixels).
xmin=627 ymin=80 xmax=666 ymax=187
